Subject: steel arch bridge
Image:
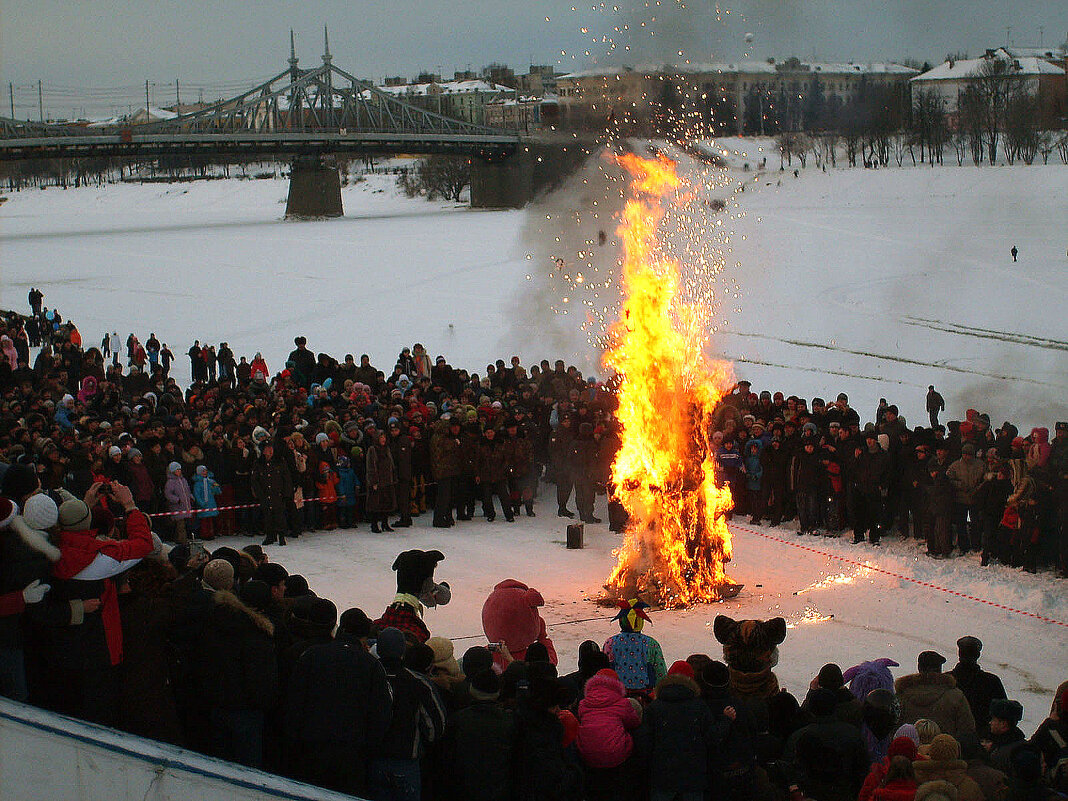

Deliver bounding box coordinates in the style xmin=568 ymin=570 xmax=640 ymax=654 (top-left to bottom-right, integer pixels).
xmin=0 ymin=35 xmax=523 ymax=162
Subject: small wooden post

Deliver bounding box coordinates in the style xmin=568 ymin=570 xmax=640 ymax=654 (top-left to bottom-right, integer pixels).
xmin=566 ymin=523 xmax=584 ymax=549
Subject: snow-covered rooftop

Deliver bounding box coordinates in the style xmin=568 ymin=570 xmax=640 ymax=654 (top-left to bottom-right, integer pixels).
xmin=913 ymin=49 xmax=1065 ymax=81
xmin=376 ymin=79 xmax=515 ymax=96
xmin=559 ymin=60 xmax=918 ymax=80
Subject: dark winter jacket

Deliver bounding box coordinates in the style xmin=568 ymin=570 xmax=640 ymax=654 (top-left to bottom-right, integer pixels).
xmin=785 ymin=713 xmax=871 ymax=801
xmin=950 ymin=659 xmax=1006 ymax=734
xmin=477 ymin=436 xmax=510 ymax=483
xmin=513 ymin=702 xmax=583 ymax=801
xmin=445 ymin=700 xmax=517 ymax=801
xmin=196 ymin=590 xmax=278 ymax=712
xmin=645 ymin=673 xmax=719 ymax=793
xmin=285 ymin=634 xmax=392 ymax=751
xmin=251 ymin=454 xmax=293 ymax=510
xmin=802 ymin=686 xmax=864 ymax=729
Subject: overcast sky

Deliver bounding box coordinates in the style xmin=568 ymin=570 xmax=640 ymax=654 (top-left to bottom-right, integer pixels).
xmin=2 ymin=0 xmax=1065 ymax=117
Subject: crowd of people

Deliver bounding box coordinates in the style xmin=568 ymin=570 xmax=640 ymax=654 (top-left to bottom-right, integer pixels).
xmin=1 ymin=293 xmax=1067 ymax=799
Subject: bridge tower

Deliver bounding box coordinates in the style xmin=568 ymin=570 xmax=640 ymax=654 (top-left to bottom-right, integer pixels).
xmin=283 ymin=26 xmax=343 ymax=219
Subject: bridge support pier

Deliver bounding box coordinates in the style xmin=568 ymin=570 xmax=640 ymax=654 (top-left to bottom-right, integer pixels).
xmin=469 ymin=140 xmax=597 ymax=209
xmin=285 ymin=157 xmax=343 ymax=219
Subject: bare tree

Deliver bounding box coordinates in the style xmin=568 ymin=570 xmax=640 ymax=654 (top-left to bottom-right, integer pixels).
xmin=1003 ymin=88 xmax=1041 ymax=165
xmin=414 ymin=155 xmax=471 ymax=201
xmin=972 ymin=58 xmax=1016 ymax=164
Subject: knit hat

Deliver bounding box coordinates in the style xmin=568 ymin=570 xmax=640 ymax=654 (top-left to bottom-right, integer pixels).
xmin=196 ymin=465 xmax=208 ymax=476
xmin=202 ymin=558 xmax=235 ymax=592
xmin=315 ymin=432 xmax=329 ymax=444
xmin=668 ymin=660 xmax=695 ymax=679
xmin=927 ymin=734 xmax=961 ymax=762
xmin=168 ymin=461 xmax=182 ymax=474
xmin=989 ymin=698 xmax=1023 ymax=724
xmin=818 ymin=663 xmax=845 ymax=689
xmin=469 ymin=669 xmax=501 ymax=701
xmin=0 ymin=497 xmax=16 ymax=529
xmin=427 ymin=636 xmax=462 ymax=678
xmin=888 ymin=735 xmax=919 ymax=761
xmin=58 ymin=498 xmax=92 ymax=531
xmin=376 ymin=627 xmax=407 ymax=661
xmin=22 ymin=494 xmax=59 ymax=530
xmin=894 ymin=723 xmax=920 ymax=748
xmin=128 ymin=448 xmax=142 ymax=459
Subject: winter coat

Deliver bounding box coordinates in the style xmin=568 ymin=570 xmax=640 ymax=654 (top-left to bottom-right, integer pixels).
xmin=477 ymin=437 xmax=510 ymax=483
xmin=895 ymin=672 xmax=976 ymax=742
xmin=602 ymin=630 xmax=667 ymax=691
xmin=285 ymin=635 xmax=392 ymax=752
xmin=390 ymin=434 xmax=413 ymax=483
xmin=514 ymin=703 xmax=583 ymax=801
xmin=192 ymin=472 xmax=221 ymax=518
xmin=337 ymin=466 xmax=359 ymax=507
xmin=315 ymin=470 xmax=339 ymax=503
xmin=164 ymin=470 xmax=194 ymax=520
xmin=196 ymin=590 xmax=277 ymax=712
xmin=445 ymin=701 xmax=518 ymax=801
xmin=854 ymin=447 xmax=891 ymax=496
xmin=947 ymin=458 xmax=985 ymax=505
xmin=378 ymin=662 xmax=447 ymax=760
xmin=949 ymin=660 xmax=1006 ymax=733
xmin=251 ymin=454 xmax=294 ymax=510
xmin=912 ymin=754 xmax=984 ymax=801
xmin=802 ymin=686 xmax=864 ymax=729
xmin=430 ymin=428 xmax=464 ymax=479
xmin=125 ymin=461 xmax=155 ymax=507
xmin=365 ymin=443 xmax=397 ymax=514
xmin=645 ymin=673 xmax=718 ymax=793
xmin=792 ymin=447 xmax=824 ymax=494
xmin=871 ymin=779 xmax=919 ymax=801
xmin=744 ymin=443 xmax=764 ymax=491
xmin=576 ymin=671 xmax=641 ymax=768
xmin=117 ymin=588 xmax=183 ymax=745
xmin=784 ymin=714 xmax=871 ymax=801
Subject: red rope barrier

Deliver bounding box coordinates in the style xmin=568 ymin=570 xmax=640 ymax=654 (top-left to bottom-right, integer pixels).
xmin=729 ymin=522 xmax=1068 ymax=629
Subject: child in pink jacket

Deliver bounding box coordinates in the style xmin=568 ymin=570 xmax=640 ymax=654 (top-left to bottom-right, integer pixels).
xmin=575 ymin=668 xmax=642 ymax=769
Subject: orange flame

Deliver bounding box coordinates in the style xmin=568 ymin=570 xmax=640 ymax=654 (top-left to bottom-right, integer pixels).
xmin=603 ymin=152 xmax=736 ymax=607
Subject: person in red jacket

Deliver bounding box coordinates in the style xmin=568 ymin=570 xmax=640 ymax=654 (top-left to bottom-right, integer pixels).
xmin=47 ymin=481 xmax=154 ymax=725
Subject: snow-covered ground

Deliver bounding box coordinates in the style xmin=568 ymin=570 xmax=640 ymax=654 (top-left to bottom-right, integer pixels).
xmin=2 ymin=144 xmax=1066 ymax=729
xmin=199 ymin=500 xmax=1067 ymax=734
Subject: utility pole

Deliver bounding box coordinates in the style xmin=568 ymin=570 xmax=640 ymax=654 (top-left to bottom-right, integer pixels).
xmin=1005 ymin=26 xmax=1012 ymax=46
xmin=176 ymin=78 xmax=180 ymax=110
xmin=145 ymin=79 xmax=150 ymax=115
xmin=38 ymin=80 xmax=43 ymax=121
xmin=8 ymin=82 xmax=13 ymax=119
xmin=1038 ymin=26 xmax=1044 ymax=46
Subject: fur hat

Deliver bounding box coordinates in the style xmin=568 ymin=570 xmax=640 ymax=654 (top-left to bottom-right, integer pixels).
xmin=427 ymin=636 xmax=462 ymax=678
xmin=927 ymin=734 xmax=961 ymax=762
xmin=22 ymin=494 xmax=59 ymax=531
xmin=989 ymin=698 xmax=1023 ymax=724
xmin=202 ymin=558 xmax=235 ymax=592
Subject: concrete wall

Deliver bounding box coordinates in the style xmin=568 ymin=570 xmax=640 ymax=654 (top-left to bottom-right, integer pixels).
xmin=0 ymin=698 xmax=361 ymax=801
xmin=470 ymin=139 xmax=598 ymax=208
xmin=285 ymin=159 xmax=344 ymax=219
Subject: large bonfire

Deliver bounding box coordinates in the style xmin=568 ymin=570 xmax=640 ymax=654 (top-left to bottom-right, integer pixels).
xmin=603 ymin=151 xmax=738 ymax=608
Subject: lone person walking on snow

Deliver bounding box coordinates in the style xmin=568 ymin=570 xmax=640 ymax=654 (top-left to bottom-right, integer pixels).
xmin=926 ymin=385 xmax=945 ymax=428
xmin=1010 ymin=245 xmax=1018 ymax=262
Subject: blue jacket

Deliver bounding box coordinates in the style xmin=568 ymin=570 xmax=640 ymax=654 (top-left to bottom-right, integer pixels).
xmin=193 ymin=472 xmax=222 ymax=518
xmin=337 ymin=466 xmax=359 ymax=507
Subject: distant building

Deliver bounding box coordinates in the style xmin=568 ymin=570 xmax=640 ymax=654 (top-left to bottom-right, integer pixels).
xmin=484 ymin=94 xmax=557 ymax=131
xmin=373 ymin=79 xmax=516 ymax=125
xmin=482 ymin=64 xmax=517 ymax=89
xmin=556 ymin=59 xmax=918 ymax=133
xmin=910 ymin=48 xmax=1066 ymax=127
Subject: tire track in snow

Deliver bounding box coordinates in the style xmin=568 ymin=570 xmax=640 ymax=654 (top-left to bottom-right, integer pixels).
xmin=902 ymin=316 xmax=1068 ymax=352
xmin=720 ymin=331 xmax=1060 ymax=387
